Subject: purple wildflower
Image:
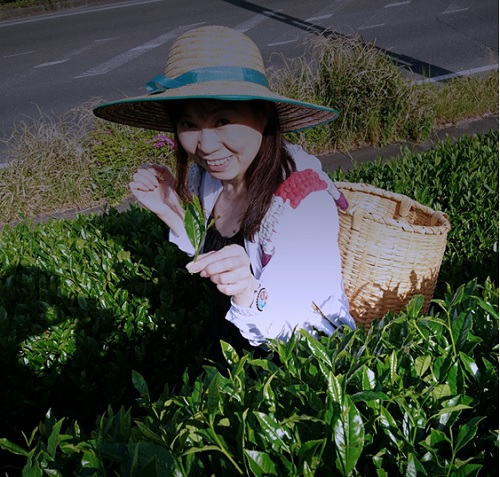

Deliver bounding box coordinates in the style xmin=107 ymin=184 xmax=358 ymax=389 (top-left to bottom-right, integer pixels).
xmin=152 ymin=134 xmax=176 ymax=150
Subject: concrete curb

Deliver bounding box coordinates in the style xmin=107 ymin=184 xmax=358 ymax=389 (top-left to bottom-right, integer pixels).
xmin=319 ymin=114 xmax=498 ymax=173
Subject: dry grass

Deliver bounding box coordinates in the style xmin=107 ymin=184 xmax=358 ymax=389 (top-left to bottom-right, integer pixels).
xmin=0 ymin=103 xmax=176 ymax=225
xmin=271 ymin=33 xmax=497 ymax=154
xmin=0 ymin=106 xmax=102 ymax=224
xmin=429 ymin=71 xmax=499 ymax=125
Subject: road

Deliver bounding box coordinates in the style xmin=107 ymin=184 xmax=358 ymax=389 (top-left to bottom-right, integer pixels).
xmin=0 ymin=0 xmax=498 ymax=160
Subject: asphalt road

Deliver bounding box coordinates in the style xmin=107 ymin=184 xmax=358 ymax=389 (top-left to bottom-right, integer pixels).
xmin=0 ymin=0 xmax=498 ymax=161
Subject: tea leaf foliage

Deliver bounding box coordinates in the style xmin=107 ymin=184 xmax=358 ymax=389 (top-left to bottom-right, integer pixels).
xmin=0 ymin=132 xmax=498 ymax=475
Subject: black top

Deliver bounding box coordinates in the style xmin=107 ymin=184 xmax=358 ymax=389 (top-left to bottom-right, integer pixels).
xmin=203 ymin=222 xmax=244 ymax=253
xmin=203 ymin=223 xmax=251 ymax=360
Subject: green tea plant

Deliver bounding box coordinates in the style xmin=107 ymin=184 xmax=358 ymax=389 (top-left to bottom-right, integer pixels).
xmin=0 ymin=132 xmax=498 ymax=475
xmin=1 ymin=280 xmax=497 ymax=476
xmin=0 ymin=207 xmax=213 ymax=458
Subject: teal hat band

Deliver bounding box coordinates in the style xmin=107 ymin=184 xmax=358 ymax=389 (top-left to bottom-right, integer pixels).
xmin=145 ymin=66 xmax=269 ymax=94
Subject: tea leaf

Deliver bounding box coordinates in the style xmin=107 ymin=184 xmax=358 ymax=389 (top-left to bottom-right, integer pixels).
xmin=184 ymin=202 xmax=204 ymax=253
xmin=415 ymin=355 xmax=432 ymax=378
xmin=455 ymin=417 xmax=484 ymax=453
xmin=0 ymin=438 xmax=29 ymax=456
xmin=183 ymin=194 xmax=220 ymax=261
xmin=253 ymin=411 xmax=292 ymax=452
xmin=406 ymin=453 xmax=428 ymax=477
xmin=207 ymin=373 xmax=222 ymax=416
xmin=245 ymin=449 xmax=278 ymax=476
xmin=333 ymin=395 xmax=364 ymax=475
xmin=132 ymin=370 xmax=151 ymax=401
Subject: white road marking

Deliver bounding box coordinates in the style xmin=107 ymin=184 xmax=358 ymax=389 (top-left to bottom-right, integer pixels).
xmin=0 ymin=0 xmax=162 ymax=27
xmin=33 ymin=38 xmax=115 ymax=69
xmin=306 ymin=14 xmax=334 ymax=21
xmin=268 ymin=38 xmax=299 ymax=46
xmin=35 ymin=59 xmax=69 ymax=68
xmin=4 ymin=51 xmax=34 ymax=58
xmin=358 ymin=23 xmax=386 ymax=30
xmin=443 ymin=1 xmax=472 ymax=14
xmin=443 ymin=7 xmax=469 ymax=14
xmin=264 ymin=0 xmax=353 ymax=47
xmin=385 ymin=1 xmax=411 ymax=7
xmin=74 ymin=23 xmax=204 ymax=79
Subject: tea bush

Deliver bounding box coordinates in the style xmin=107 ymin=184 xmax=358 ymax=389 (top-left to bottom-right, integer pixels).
xmin=0 ymin=208 xmax=213 ymax=461
xmin=1 ymin=282 xmax=497 ymax=476
xmin=0 ymin=132 xmax=498 ymax=475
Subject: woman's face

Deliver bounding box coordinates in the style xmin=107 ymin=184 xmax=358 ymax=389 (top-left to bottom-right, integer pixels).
xmin=176 ymin=99 xmax=267 ymax=187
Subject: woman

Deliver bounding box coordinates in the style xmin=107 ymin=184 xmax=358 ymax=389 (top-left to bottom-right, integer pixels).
xmin=93 ymin=25 xmax=355 ymax=354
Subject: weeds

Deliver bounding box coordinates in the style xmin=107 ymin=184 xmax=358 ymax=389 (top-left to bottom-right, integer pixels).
xmin=0 ymin=106 xmax=97 ymax=224
xmin=0 ymin=0 xmax=55 ymax=13
xmin=428 ymin=72 xmax=499 ymax=124
xmin=272 ymin=33 xmax=434 ymax=152
xmin=0 ymin=103 xmax=176 ymax=225
xmin=272 ymin=33 xmax=497 ymax=153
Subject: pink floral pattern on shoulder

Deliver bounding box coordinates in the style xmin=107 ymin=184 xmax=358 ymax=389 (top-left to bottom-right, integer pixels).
xmin=275 ymin=169 xmax=328 ymax=209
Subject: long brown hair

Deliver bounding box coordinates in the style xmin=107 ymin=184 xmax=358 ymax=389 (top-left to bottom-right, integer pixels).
xmin=171 ymin=100 xmax=296 ymax=240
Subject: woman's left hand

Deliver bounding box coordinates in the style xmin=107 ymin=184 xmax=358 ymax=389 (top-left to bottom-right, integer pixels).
xmin=186 ymin=244 xmax=258 ymax=307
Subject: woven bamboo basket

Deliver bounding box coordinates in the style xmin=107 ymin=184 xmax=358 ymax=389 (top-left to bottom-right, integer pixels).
xmin=335 ymin=182 xmax=451 ymax=327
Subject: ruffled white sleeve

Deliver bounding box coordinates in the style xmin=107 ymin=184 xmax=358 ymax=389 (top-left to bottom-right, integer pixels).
xmin=225 ymin=189 xmax=355 ymax=348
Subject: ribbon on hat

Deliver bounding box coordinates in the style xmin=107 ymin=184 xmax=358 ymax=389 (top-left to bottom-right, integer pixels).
xmin=146 ymin=66 xmax=269 ymax=94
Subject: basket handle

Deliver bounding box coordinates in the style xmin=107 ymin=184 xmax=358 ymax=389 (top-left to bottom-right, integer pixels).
xmin=352 ymin=207 xmax=364 ymax=231
xmin=398 ymin=196 xmax=413 ymax=218
xmin=430 ymin=210 xmax=446 ymax=226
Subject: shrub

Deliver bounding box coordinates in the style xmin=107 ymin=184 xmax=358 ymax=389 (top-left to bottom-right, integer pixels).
xmin=0 ymin=133 xmax=498 ymax=474
xmin=1 ymin=280 xmax=498 ymax=475
xmin=0 ymin=207 xmax=212 ymax=462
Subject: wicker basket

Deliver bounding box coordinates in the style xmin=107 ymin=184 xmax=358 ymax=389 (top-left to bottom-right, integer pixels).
xmin=335 ymin=182 xmax=451 ymax=327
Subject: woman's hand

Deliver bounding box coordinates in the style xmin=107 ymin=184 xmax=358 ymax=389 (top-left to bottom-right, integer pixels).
xmin=186 ymin=244 xmax=259 ymax=307
xmin=129 ymin=164 xmax=185 ymax=236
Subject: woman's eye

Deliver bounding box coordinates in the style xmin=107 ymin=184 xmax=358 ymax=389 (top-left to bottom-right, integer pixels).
xmin=179 ymin=121 xmax=196 ymax=129
xmin=215 ymin=118 xmax=230 ymax=127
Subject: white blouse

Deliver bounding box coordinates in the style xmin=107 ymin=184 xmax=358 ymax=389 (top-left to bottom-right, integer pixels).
xmin=170 ymin=143 xmax=355 ymax=347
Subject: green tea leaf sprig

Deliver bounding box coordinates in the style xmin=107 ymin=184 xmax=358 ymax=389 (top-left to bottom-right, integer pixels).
xmin=184 ymin=195 xmax=220 ymax=262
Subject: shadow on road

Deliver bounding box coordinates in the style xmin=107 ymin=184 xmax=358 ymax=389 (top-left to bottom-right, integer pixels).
xmin=223 ymin=0 xmax=454 ymax=78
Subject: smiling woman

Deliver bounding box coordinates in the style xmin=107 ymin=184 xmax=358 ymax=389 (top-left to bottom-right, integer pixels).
xmin=93 ymin=25 xmax=355 ymax=359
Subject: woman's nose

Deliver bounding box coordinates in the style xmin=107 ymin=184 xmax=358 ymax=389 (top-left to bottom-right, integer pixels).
xmin=197 ymin=128 xmax=221 ymax=155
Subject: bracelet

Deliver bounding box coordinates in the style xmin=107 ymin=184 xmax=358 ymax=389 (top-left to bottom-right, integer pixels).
xmin=251 ymin=284 xmax=268 ymax=312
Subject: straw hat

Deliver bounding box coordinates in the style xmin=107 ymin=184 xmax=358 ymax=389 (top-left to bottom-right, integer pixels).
xmin=93 ymin=25 xmax=339 ymax=133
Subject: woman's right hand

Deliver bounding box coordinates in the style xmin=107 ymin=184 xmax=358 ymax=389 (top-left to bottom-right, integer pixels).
xmin=129 ymin=164 xmax=185 ymax=236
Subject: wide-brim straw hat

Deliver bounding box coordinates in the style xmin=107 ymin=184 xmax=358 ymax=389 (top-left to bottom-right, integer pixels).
xmin=93 ymin=25 xmax=339 ymax=133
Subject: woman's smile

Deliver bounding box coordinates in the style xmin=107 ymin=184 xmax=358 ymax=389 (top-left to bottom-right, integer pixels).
xmin=176 ymin=99 xmax=267 ymax=186
xmin=204 ymin=156 xmax=231 ymax=167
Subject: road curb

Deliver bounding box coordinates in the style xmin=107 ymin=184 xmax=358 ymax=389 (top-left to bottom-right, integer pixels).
xmin=319 ymin=114 xmax=499 ymax=173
